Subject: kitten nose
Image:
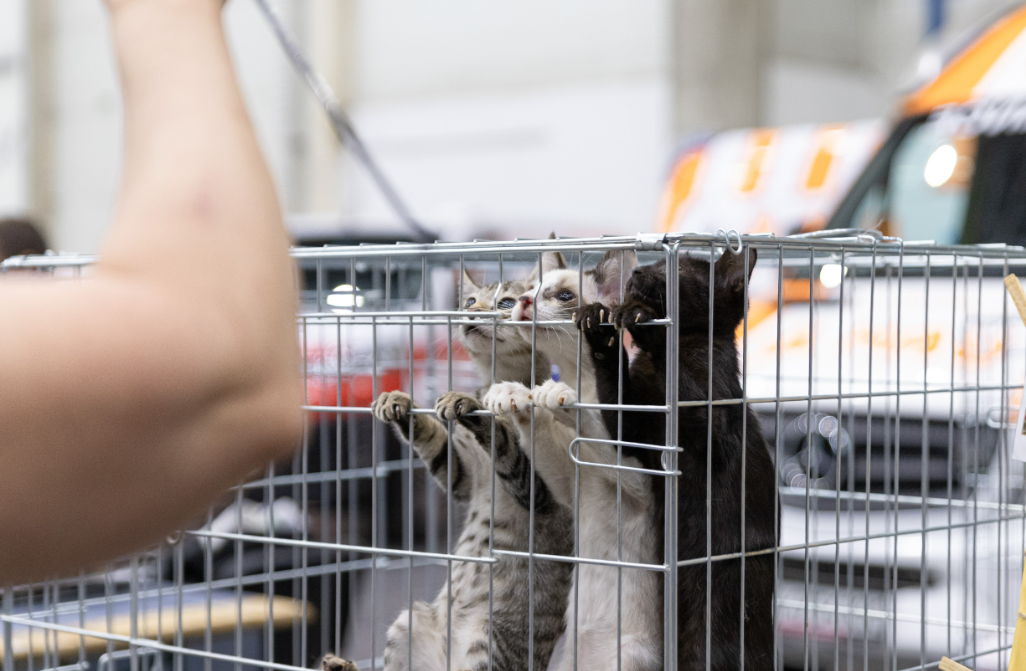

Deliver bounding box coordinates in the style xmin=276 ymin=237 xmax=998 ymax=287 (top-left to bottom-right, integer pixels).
xmin=519 ymin=295 xmax=533 ymax=309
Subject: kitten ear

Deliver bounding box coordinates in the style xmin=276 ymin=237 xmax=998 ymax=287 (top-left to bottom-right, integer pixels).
xmin=526 ymin=233 xmax=568 ymax=282
xmin=461 ymin=268 xmax=480 ymax=295
xmin=592 ymin=249 xmax=638 ymax=305
xmin=544 ymin=232 xmax=568 ymax=272
xmin=542 ymin=250 xmax=568 ymax=274
xmin=714 ymin=246 xmax=757 ymax=292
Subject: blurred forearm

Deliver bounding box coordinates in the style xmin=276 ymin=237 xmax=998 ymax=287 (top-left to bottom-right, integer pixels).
xmin=101 ymin=0 xmax=302 ymax=400
xmin=103 ymin=0 xmax=294 ymax=326
xmin=0 ymin=0 xmax=303 ymax=583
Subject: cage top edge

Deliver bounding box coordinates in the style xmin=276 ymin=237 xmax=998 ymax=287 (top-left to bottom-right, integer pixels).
xmin=5 ymin=232 xmax=1026 ymax=269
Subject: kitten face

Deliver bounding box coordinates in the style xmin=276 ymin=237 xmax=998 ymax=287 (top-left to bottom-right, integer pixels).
xmin=511 ymin=252 xmax=584 ymax=325
xmin=625 ymin=247 xmax=756 ymax=337
xmin=512 ymin=249 xmax=637 ymax=327
xmin=458 ymin=271 xmax=535 ymax=355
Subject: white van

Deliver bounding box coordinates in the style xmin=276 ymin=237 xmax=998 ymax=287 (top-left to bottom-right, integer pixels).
xmin=659 ymin=5 xmax=1026 ymax=669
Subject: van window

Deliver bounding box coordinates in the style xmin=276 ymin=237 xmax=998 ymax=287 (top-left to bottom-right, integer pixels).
xmin=888 ymin=122 xmax=974 ymax=244
xmin=962 ymin=132 xmax=1026 ymax=245
xmin=829 ymin=117 xmax=976 ymax=245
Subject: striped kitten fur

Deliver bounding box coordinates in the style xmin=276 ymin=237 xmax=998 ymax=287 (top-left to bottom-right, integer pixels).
xmin=371 ymin=269 xmax=573 ymax=671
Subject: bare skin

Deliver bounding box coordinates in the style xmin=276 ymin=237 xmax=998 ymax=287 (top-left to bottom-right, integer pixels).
xmin=0 ymin=0 xmax=303 ymax=583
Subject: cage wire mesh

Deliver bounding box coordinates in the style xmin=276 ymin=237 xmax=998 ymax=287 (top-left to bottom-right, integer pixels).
xmin=1 ymin=232 xmax=1025 ymax=671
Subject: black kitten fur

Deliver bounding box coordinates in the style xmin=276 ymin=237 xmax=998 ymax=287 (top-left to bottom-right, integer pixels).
xmin=576 ymin=247 xmax=777 ymax=671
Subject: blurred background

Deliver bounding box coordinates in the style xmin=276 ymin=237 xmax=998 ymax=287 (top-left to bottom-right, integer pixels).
xmin=0 ymin=0 xmax=1020 ymax=250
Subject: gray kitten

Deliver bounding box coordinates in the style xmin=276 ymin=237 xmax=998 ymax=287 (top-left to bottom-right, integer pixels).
xmin=372 ymin=269 xmax=573 ymax=671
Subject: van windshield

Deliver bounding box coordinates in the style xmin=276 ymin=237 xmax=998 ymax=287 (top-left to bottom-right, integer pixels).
xmin=962 ymin=132 xmax=1026 ymax=245
xmin=835 ymin=112 xmax=1026 ymax=246
xmin=846 ymin=119 xmax=975 ymax=245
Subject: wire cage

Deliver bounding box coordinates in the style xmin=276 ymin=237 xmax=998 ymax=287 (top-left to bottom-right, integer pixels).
xmin=2 ymin=231 xmax=1026 ymax=671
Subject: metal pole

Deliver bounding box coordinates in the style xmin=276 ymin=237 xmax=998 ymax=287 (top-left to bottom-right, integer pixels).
xmin=250 ymin=0 xmax=434 ymax=242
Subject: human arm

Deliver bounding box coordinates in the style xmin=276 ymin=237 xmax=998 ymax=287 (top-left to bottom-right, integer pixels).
xmin=0 ymin=0 xmax=303 ymax=583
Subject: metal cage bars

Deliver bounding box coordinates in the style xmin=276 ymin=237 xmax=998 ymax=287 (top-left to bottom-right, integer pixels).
xmin=1 ymin=232 xmax=1025 ymax=671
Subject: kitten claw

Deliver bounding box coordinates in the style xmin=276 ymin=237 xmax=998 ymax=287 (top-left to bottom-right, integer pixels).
xmin=572 ymin=311 xmax=577 ymax=322
xmin=372 ymin=391 xmax=413 ymax=424
xmin=608 ymin=336 xmax=615 ymax=347
xmin=599 ymin=308 xmax=605 ymax=322
xmin=586 ymin=317 xmax=591 ymax=328
xmin=321 ymin=655 xmax=357 ymax=671
xmin=635 ymin=313 xmax=642 ymax=323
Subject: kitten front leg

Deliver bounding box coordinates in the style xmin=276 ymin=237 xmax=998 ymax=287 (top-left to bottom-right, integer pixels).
xmin=435 ymin=391 xmax=560 ymax=515
xmin=383 ymin=602 xmax=447 ymax=671
xmin=613 ymin=298 xmax=666 ymax=361
xmin=483 ymin=382 xmax=577 ymax=509
xmin=535 ymin=380 xmax=655 ymax=511
xmin=574 ymin=302 xmax=621 ymax=366
xmin=373 ymin=391 xmax=426 ymax=442
xmin=372 ymin=391 xmax=470 ymax=500
xmin=575 ymin=302 xmax=632 ymax=437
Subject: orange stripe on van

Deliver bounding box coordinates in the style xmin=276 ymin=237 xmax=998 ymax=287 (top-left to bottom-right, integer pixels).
xmin=739 ymin=129 xmax=775 ymax=194
xmin=658 ymin=150 xmax=703 ymax=232
xmin=905 ymin=5 xmax=1026 ymax=115
xmin=804 ymin=126 xmax=845 ymax=191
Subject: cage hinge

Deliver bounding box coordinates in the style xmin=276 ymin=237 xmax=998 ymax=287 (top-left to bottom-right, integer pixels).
xmin=634 ymin=233 xmax=667 ymax=251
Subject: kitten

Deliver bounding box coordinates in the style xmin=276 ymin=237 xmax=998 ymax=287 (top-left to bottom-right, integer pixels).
xmin=486 ymin=248 xmax=664 ymax=671
xmin=455 ymin=269 xmax=551 ymax=388
xmin=575 ymin=247 xmax=777 ymax=671
xmin=371 ymin=271 xmax=572 ymax=671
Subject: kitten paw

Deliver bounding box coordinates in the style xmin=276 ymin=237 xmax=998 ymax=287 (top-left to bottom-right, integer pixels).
xmin=612 ymin=299 xmax=660 ymax=330
xmin=435 ymin=391 xmax=482 ymax=421
xmin=532 ymin=379 xmax=577 ymax=409
xmin=321 ymin=655 xmax=357 ymax=671
xmin=372 ymin=391 xmax=415 ymax=424
xmin=483 ymin=381 xmax=533 ymax=415
xmin=574 ymin=302 xmax=618 ymax=360
xmin=612 ymin=298 xmax=664 ymax=352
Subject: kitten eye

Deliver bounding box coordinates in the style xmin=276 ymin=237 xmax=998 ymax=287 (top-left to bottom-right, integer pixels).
xmin=464 ymin=297 xmax=476 ymax=308
xmin=497 ymin=298 xmax=516 ymax=310
xmin=556 ymin=290 xmax=575 ymax=302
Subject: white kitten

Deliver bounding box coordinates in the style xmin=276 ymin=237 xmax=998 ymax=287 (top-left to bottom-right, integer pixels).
xmin=490 ymin=248 xmax=664 ymax=671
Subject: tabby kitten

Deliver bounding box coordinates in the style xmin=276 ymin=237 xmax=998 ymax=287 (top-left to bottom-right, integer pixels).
xmin=371 ymin=270 xmax=572 ymax=671
xmin=485 ymin=248 xmax=663 ymax=671
xmin=576 ymin=247 xmax=777 ymax=671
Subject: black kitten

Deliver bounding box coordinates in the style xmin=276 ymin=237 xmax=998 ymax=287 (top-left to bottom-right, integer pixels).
xmin=575 ymin=247 xmax=777 ymax=671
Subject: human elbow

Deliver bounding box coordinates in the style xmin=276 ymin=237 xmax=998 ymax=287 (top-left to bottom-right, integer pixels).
xmin=242 ymin=369 xmax=305 ymax=462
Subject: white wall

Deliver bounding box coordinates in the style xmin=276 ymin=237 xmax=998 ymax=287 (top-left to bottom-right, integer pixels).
xmin=763 ymin=0 xmax=1025 ymax=127
xmin=44 ymin=0 xmax=120 ymax=253
xmin=0 ymin=0 xmax=29 ymax=216
xmin=765 ymin=59 xmax=887 ymax=126
xmin=355 ymin=0 xmax=667 ymax=99
xmin=344 ymin=78 xmax=671 ymax=240
xmin=10 ymin=0 xmax=1025 ymax=251
xmin=222 ymin=0 xmax=303 ymax=211
xmin=325 ymin=0 xmax=672 ymax=240
xmin=24 ymin=0 xmax=303 ymax=253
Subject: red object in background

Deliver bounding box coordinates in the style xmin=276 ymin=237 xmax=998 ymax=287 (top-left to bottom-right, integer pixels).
xmin=306 ymin=369 xmax=403 ymax=409
xmin=303 ymin=336 xmax=473 ymax=412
